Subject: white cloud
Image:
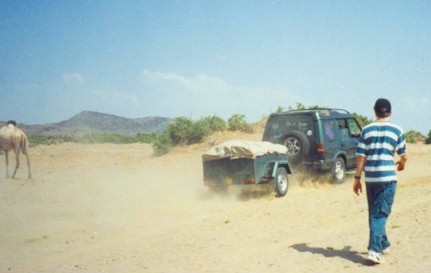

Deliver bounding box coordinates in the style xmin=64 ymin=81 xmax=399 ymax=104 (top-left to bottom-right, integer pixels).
xmin=141 ymin=70 xmax=229 ymax=94
xmin=141 ymin=70 xmax=188 ymax=85
xmin=61 ymin=73 xmax=86 ymax=85
xmin=139 ymin=70 xmax=298 ymax=121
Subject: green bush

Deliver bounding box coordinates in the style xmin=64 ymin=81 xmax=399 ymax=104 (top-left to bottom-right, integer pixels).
xmin=168 ymin=117 xmax=195 ymax=145
xmin=72 ymin=133 xmax=133 ymax=143
xmin=152 ymin=132 xmax=172 ymax=156
xmin=188 ymin=119 xmax=211 ymax=144
xmin=286 ymin=102 xmax=322 ymax=111
xmin=426 ymin=130 xmax=431 ymax=144
xmin=167 ymin=116 xmax=224 ymax=145
xmin=287 ymin=102 xmax=307 ymax=110
xmin=28 ymin=132 xmax=156 ymax=146
xmin=29 ymin=134 xmax=73 ymax=146
xmin=352 ymin=113 xmax=373 ymax=128
xmin=151 ymin=115 xmax=229 ymax=155
xmin=201 ymin=116 xmax=227 ymax=132
xmin=405 ymin=131 xmax=416 ymax=143
xmin=405 ymin=130 xmax=425 ymax=144
xmin=227 ymin=114 xmax=253 ymax=133
xmin=135 ymin=133 xmax=157 ymax=143
xmin=276 ymin=106 xmax=287 ymax=113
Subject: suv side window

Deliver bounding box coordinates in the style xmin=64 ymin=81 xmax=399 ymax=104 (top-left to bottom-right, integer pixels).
xmin=347 ymin=118 xmax=361 ymax=137
xmin=323 ymin=120 xmax=338 ymax=141
xmin=337 ymin=119 xmax=350 ymax=140
xmin=337 ymin=118 xmax=361 ymax=139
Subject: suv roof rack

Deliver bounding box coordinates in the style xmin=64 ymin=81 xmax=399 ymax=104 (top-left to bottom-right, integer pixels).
xmin=272 ymin=108 xmax=353 ymax=119
xmin=287 ymin=108 xmax=351 ymax=114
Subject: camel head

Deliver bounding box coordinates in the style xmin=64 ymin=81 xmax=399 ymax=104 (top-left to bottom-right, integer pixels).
xmin=7 ymin=120 xmax=17 ymax=127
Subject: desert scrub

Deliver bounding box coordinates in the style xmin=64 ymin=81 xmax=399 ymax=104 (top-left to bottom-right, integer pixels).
xmin=228 ymin=114 xmax=253 ymax=133
xmin=28 ymin=133 xmax=156 ymax=145
xmin=152 ymin=132 xmax=172 ymax=156
xmin=29 ymin=134 xmax=73 ymax=146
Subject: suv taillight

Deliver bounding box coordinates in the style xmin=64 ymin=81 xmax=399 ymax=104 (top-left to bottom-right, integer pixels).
xmin=317 ymin=143 xmax=325 ymax=155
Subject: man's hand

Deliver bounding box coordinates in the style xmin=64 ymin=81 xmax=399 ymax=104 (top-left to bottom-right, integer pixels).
xmin=396 ymin=154 xmax=407 ymax=171
xmin=353 ymin=179 xmax=362 ymax=196
xmin=395 ymin=160 xmax=405 ymax=171
xmin=353 ymin=156 xmax=365 ymax=196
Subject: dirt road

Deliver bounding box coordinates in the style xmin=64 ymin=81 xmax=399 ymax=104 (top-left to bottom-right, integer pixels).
xmin=1 ymin=141 xmax=430 ymax=273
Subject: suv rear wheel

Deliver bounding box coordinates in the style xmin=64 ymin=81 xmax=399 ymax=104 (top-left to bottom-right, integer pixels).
xmin=283 ymin=131 xmax=310 ymax=164
xmin=332 ymin=157 xmax=346 ymax=183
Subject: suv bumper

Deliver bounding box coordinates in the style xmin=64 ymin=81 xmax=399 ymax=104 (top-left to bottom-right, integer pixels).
xmin=302 ymin=160 xmax=332 ymax=171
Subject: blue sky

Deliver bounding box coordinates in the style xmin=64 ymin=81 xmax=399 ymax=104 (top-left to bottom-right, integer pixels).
xmin=1 ymin=1 xmax=430 ymax=133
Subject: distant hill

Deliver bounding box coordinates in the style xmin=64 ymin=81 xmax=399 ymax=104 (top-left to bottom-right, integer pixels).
xmin=0 ymin=111 xmax=173 ymax=136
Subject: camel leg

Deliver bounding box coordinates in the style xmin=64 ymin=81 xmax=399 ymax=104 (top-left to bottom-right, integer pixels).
xmin=22 ymin=150 xmax=31 ymax=179
xmin=5 ymin=151 xmax=9 ymax=178
xmin=12 ymin=149 xmax=20 ymax=179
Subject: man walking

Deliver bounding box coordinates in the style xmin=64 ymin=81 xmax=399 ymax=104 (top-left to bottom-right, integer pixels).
xmin=353 ymin=98 xmax=407 ymax=264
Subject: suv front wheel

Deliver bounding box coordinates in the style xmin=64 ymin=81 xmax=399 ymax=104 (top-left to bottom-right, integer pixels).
xmin=332 ymin=157 xmax=346 ymax=183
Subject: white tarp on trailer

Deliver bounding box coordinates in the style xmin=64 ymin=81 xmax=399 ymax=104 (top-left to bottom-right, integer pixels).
xmin=202 ymin=140 xmax=287 ymax=161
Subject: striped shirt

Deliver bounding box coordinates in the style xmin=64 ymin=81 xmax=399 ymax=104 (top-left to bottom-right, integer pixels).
xmin=356 ymin=121 xmax=406 ymax=183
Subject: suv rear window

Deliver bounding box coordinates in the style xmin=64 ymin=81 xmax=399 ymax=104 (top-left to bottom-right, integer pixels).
xmin=263 ymin=114 xmax=313 ymax=140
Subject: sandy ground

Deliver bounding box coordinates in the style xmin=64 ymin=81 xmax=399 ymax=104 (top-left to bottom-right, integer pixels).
xmin=1 ymin=134 xmax=430 ymax=273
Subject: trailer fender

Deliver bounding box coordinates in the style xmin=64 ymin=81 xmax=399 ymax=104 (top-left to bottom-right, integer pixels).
xmin=269 ymin=161 xmax=292 ymax=177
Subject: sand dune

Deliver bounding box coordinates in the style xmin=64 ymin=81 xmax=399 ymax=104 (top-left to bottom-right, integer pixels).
xmin=1 ymin=141 xmax=430 ymax=273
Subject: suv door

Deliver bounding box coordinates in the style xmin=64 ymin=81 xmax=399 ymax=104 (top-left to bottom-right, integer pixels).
xmin=337 ymin=118 xmax=362 ymax=169
xmin=321 ymin=119 xmax=340 ymax=165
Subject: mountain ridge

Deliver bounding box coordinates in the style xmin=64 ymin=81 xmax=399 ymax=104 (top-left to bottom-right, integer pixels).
xmin=0 ymin=111 xmax=173 ymax=135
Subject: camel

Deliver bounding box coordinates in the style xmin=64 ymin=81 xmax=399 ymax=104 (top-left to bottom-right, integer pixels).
xmin=0 ymin=121 xmax=32 ymax=179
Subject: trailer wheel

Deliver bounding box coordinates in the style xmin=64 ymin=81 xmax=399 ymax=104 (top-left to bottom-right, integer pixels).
xmin=274 ymin=167 xmax=289 ymax=197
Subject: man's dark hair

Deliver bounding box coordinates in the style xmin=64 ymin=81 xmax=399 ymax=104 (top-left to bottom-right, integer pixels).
xmin=374 ymin=98 xmax=391 ymax=118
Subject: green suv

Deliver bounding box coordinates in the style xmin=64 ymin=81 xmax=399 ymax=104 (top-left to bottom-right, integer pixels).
xmin=262 ymin=109 xmax=362 ymax=183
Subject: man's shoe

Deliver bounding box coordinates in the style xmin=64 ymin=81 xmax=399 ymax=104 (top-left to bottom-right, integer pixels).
xmin=382 ymin=247 xmax=390 ymax=255
xmin=367 ymin=250 xmax=384 ymax=264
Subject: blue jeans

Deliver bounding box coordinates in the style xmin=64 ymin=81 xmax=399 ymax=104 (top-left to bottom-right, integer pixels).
xmin=366 ymin=181 xmax=397 ymax=253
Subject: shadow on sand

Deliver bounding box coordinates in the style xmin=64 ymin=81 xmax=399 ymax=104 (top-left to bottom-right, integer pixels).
xmin=290 ymin=243 xmax=375 ymax=266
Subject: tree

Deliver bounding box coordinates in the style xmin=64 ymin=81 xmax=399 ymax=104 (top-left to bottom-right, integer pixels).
xmin=287 ymin=103 xmax=327 ymax=111
xmin=405 ymin=130 xmax=418 ymax=143
xmin=288 ymin=102 xmax=307 ymax=110
xmin=276 ymin=106 xmax=287 ymax=113
xmin=188 ymin=119 xmax=211 ymax=144
xmin=426 ymin=130 xmax=431 ymax=144
xmin=168 ymin=117 xmax=194 ymax=145
xmin=163 ymin=115 xmax=229 ymax=147
xmin=228 ymin=114 xmax=253 ymax=132
xmin=200 ymin=116 xmax=227 ymax=132
xmin=352 ymin=113 xmax=373 ymax=128
xmin=404 ymin=130 xmax=425 ymax=144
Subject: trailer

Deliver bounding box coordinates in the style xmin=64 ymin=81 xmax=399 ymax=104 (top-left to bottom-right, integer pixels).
xmin=202 ymin=140 xmax=293 ymax=197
